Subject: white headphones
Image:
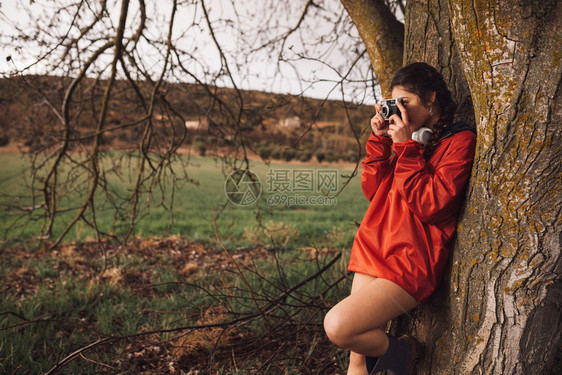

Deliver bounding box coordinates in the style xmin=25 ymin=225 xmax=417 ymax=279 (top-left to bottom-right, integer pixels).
xmin=411 ymin=127 xmax=433 ymax=145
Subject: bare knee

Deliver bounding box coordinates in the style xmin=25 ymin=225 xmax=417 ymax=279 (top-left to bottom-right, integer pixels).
xmin=324 ymin=307 xmax=356 ymax=348
xmin=323 ymin=308 xmax=344 ymax=346
xmin=324 ymin=307 xmax=388 ymax=353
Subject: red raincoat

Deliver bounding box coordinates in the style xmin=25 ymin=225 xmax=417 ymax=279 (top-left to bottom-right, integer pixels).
xmin=348 ymin=126 xmax=477 ymax=302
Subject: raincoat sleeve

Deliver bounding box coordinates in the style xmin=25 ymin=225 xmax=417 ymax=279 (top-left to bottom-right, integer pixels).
xmin=392 ymin=131 xmax=476 ymax=224
xmin=361 ymin=132 xmax=394 ymax=201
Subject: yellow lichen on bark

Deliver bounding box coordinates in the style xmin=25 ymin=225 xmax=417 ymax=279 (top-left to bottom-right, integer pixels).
xmin=449 ymin=0 xmax=520 ymax=151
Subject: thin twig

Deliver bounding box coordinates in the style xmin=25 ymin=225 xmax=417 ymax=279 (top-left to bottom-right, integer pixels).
xmin=42 ymin=249 xmax=342 ymax=374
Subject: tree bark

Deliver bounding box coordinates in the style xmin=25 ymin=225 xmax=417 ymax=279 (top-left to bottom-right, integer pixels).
xmin=403 ymin=0 xmax=475 ymax=124
xmin=390 ymin=0 xmax=562 ymax=374
xmin=340 ymin=0 xmax=404 ymax=95
xmin=447 ymin=1 xmax=562 ymax=373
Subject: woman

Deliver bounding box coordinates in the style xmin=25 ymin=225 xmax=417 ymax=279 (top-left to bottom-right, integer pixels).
xmin=324 ymin=62 xmax=477 ymax=375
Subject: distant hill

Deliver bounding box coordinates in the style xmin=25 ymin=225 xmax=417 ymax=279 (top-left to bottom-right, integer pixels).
xmin=0 ymin=75 xmax=373 ymax=162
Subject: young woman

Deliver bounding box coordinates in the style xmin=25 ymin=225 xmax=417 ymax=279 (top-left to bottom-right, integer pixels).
xmin=324 ymin=62 xmax=477 ymax=375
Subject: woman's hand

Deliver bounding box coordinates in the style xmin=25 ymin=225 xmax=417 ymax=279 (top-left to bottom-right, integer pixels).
xmin=370 ymin=103 xmax=389 ymax=137
xmin=387 ymin=100 xmax=412 ymax=143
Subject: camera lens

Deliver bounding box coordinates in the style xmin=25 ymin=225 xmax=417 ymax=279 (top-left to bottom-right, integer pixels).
xmin=381 ymin=105 xmax=389 ymax=118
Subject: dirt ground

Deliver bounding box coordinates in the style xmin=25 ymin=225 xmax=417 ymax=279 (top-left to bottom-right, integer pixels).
xmin=2 ymin=238 xmax=344 ymax=374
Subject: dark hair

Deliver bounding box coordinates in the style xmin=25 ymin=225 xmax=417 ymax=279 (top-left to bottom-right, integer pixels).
xmin=389 ymin=62 xmax=457 ymax=159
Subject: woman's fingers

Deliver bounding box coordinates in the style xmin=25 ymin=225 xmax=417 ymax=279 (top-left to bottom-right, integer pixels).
xmin=387 ymin=116 xmax=411 ymax=143
xmin=371 ymin=104 xmax=388 ymax=135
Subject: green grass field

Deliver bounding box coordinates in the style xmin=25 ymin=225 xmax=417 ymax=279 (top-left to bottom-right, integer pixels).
xmin=0 ymin=153 xmax=369 ymax=250
xmin=0 ymin=152 xmax=368 ymax=374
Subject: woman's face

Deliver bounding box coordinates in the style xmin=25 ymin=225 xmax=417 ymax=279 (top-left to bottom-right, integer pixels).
xmin=390 ymin=85 xmax=435 ymax=131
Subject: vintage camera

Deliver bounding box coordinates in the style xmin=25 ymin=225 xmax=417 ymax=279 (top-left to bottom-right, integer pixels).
xmin=379 ymin=98 xmax=404 ymax=121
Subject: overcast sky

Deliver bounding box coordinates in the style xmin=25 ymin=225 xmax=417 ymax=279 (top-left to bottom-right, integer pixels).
xmin=0 ymin=0 xmax=394 ymax=104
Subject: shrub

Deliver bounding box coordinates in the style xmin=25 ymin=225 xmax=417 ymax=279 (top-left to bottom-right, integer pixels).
xmin=298 ymin=151 xmax=313 ymax=162
xmin=271 ymin=147 xmax=283 ymax=160
xmin=193 ymin=142 xmax=207 ymax=156
xmin=116 ymin=131 xmax=131 ymax=142
xmin=325 ymin=151 xmax=338 ymax=163
xmin=282 ymin=148 xmax=297 ymax=161
xmin=243 ymin=226 xmax=265 ymax=245
xmin=0 ymin=135 xmax=10 ymax=147
xmin=343 ymin=150 xmax=359 ymax=162
xmin=258 ymin=145 xmax=273 ymax=159
xmin=263 ymin=220 xmax=299 ymax=247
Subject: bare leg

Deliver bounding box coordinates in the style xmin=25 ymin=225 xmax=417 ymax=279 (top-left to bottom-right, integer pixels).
xmin=324 ymin=273 xmax=419 ymax=374
xmin=346 ymin=273 xmax=386 ymax=375
xmin=347 ymin=351 xmax=367 ymax=375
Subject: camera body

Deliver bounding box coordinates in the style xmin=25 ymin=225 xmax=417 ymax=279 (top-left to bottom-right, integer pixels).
xmin=379 ymin=98 xmax=404 ymax=121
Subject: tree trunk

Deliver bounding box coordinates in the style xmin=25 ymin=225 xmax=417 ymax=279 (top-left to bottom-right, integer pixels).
xmin=447 ymin=0 xmax=562 ymax=372
xmin=390 ymin=0 xmax=562 ymax=374
xmin=403 ymin=0 xmax=475 ymax=125
xmin=340 ymin=0 xmax=404 ymax=94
